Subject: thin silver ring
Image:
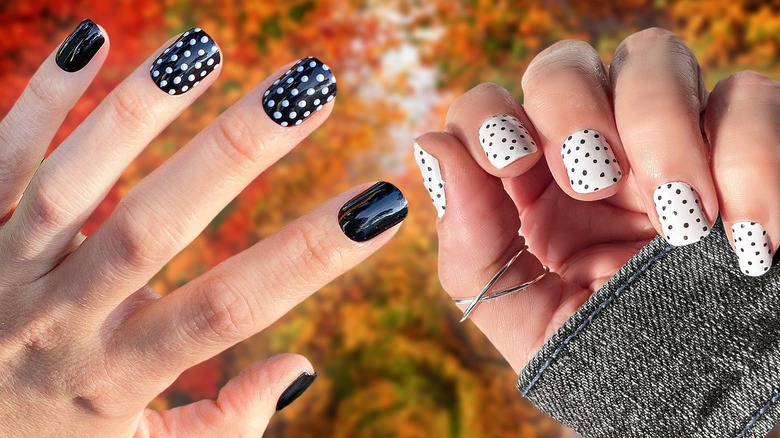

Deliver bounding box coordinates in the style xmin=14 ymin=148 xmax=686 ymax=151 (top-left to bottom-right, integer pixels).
xmin=456 ymin=246 xmax=550 ymax=322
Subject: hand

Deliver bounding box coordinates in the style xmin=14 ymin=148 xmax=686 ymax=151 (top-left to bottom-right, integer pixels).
xmin=414 ymin=28 xmax=779 ymax=372
xmin=0 ymin=20 xmax=406 ymax=436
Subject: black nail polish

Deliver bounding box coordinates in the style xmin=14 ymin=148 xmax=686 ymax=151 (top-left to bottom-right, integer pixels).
xmin=262 ymin=56 xmax=337 ymax=127
xmin=276 ymin=372 xmax=317 ymax=411
xmin=55 ymin=19 xmax=105 ymax=73
xmin=150 ymin=28 xmax=220 ymax=95
xmin=339 ymin=182 xmax=408 ymax=242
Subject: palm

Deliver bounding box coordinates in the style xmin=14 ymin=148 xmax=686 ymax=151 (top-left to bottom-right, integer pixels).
xmin=513 ymin=160 xmax=657 ymax=288
xmin=497 ymin=158 xmax=660 ymax=362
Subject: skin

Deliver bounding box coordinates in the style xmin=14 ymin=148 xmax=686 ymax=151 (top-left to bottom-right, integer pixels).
xmin=417 ymin=28 xmax=780 ymax=374
xmin=0 ymin=27 xmax=400 ymax=436
xmin=1 ymin=23 xmax=777 ymax=436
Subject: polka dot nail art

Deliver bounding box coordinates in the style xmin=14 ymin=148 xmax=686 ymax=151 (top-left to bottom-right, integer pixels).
xmin=263 ymin=57 xmax=337 ymax=127
xmin=414 ymin=143 xmax=446 ymax=218
xmin=478 ymin=114 xmax=537 ymax=169
xmin=732 ymin=222 xmax=773 ymax=277
xmin=654 ymin=182 xmax=710 ymax=246
xmin=150 ymin=28 xmax=220 ymax=95
xmin=561 ymin=130 xmax=622 ymax=193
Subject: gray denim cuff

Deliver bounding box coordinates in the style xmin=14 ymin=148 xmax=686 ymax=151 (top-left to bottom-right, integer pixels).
xmin=517 ymin=219 xmax=780 ymax=437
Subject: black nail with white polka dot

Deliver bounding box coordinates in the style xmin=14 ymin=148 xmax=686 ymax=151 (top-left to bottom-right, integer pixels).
xmin=150 ymin=28 xmax=220 ymax=96
xmin=262 ymin=57 xmax=337 ymax=127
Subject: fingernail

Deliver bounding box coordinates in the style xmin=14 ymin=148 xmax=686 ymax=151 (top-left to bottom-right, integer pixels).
xmin=150 ymin=28 xmax=220 ymax=95
xmin=263 ymin=57 xmax=337 ymax=127
xmin=413 ymin=143 xmax=446 ymax=219
xmin=56 ymin=19 xmax=105 ymax=72
xmin=654 ymin=182 xmax=710 ymax=246
xmin=276 ymin=372 xmax=317 ymax=411
xmin=478 ymin=114 xmax=537 ymax=169
xmin=562 ymin=129 xmax=622 ymax=194
xmin=732 ymin=222 xmax=773 ymax=277
xmin=339 ymin=182 xmax=408 ymax=242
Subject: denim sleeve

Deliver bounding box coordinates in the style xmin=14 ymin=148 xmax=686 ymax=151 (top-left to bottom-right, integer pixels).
xmin=517 ymin=219 xmax=780 ymax=438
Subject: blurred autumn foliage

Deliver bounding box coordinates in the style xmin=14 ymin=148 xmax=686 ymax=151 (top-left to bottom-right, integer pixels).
xmin=2 ymin=0 xmax=780 ymax=436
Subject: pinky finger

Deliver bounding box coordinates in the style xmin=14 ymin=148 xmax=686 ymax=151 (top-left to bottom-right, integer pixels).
xmin=138 ymin=354 xmax=316 ymax=437
xmin=0 ymin=19 xmax=108 ymax=217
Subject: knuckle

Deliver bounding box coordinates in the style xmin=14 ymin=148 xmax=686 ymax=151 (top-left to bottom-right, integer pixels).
xmin=447 ymin=82 xmax=507 ymax=122
xmin=211 ymin=113 xmax=268 ymax=168
xmin=723 ymin=70 xmax=776 ymax=90
xmin=523 ymin=40 xmax=603 ymax=91
xmin=107 ymin=197 xmax=181 ymax=273
xmin=22 ymin=172 xmax=74 ymax=231
xmin=624 ymin=27 xmax=677 ymax=48
xmin=285 ymin=217 xmax=344 ymax=284
xmin=107 ymin=86 xmax=156 ymax=132
xmin=24 ymin=74 xmax=60 ymax=111
xmin=613 ymin=28 xmax=689 ymax=78
xmin=190 ymin=275 xmax=255 ymax=344
xmin=13 ymin=312 xmax=59 ymax=353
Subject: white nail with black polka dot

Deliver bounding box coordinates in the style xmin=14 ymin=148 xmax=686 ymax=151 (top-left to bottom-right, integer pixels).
xmin=150 ymin=28 xmax=220 ymax=96
xmin=414 ymin=142 xmax=446 ymax=219
xmin=478 ymin=114 xmax=537 ymax=169
xmin=732 ymin=222 xmax=773 ymax=277
xmin=263 ymin=57 xmax=337 ymax=127
xmin=561 ymin=129 xmax=622 ymax=194
xmin=654 ymin=182 xmax=710 ymax=247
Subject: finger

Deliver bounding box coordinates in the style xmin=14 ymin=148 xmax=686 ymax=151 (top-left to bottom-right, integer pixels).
xmin=705 ymin=71 xmax=780 ymax=277
xmin=140 ymin=354 xmax=315 ymax=437
xmin=414 ymin=132 xmax=584 ymax=372
xmin=114 ymin=183 xmax=405 ymax=374
xmin=609 ymin=28 xmax=717 ymax=247
xmin=0 ymin=27 xmax=222 ymax=284
xmin=445 ymin=83 xmax=542 ymax=176
xmin=0 ymin=19 xmax=107 ymax=223
xmin=522 ymin=40 xmax=626 ymax=198
xmin=52 ymin=56 xmax=337 ymax=311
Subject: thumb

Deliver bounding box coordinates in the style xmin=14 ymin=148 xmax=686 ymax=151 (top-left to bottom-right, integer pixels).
xmin=415 ymin=132 xmax=577 ymax=372
xmin=140 ymin=354 xmax=316 ymax=437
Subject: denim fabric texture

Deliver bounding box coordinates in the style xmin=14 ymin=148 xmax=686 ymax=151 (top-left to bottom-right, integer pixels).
xmin=517 ymin=219 xmax=780 ymax=437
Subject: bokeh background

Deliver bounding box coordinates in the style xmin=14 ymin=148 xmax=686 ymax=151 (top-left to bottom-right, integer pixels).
xmin=3 ymin=1 xmax=780 ymax=436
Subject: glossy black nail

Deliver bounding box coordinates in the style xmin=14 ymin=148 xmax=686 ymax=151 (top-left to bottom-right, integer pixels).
xmin=262 ymin=56 xmax=337 ymax=127
xmin=276 ymin=372 xmax=317 ymax=411
xmin=150 ymin=28 xmax=220 ymax=95
xmin=55 ymin=19 xmax=105 ymax=73
xmin=339 ymin=182 xmax=408 ymax=242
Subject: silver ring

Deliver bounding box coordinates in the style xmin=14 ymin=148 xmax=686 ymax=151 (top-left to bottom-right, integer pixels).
xmin=455 ymin=246 xmax=550 ymax=322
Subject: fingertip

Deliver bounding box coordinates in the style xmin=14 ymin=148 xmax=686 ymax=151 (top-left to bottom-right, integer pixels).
xmin=444 ymin=83 xmax=543 ymax=178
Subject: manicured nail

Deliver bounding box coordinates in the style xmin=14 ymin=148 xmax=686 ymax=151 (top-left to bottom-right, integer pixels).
xmin=413 ymin=143 xmax=446 ymax=219
xmin=732 ymin=222 xmax=773 ymax=277
xmin=150 ymin=28 xmax=220 ymax=95
xmin=56 ymin=19 xmax=105 ymax=73
xmin=263 ymin=57 xmax=337 ymax=127
xmin=276 ymin=372 xmax=317 ymax=411
xmin=478 ymin=114 xmax=537 ymax=169
xmin=561 ymin=129 xmax=622 ymax=194
xmin=654 ymin=182 xmax=710 ymax=246
xmin=339 ymin=182 xmax=408 ymax=242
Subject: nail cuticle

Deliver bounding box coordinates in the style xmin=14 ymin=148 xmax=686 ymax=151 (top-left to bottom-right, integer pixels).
xmin=262 ymin=56 xmax=337 ymax=127
xmin=338 ymin=182 xmax=408 ymax=242
xmin=276 ymin=372 xmax=317 ymax=411
xmin=150 ymin=27 xmax=220 ymax=95
xmin=55 ymin=19 xmax=105 ymax=73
